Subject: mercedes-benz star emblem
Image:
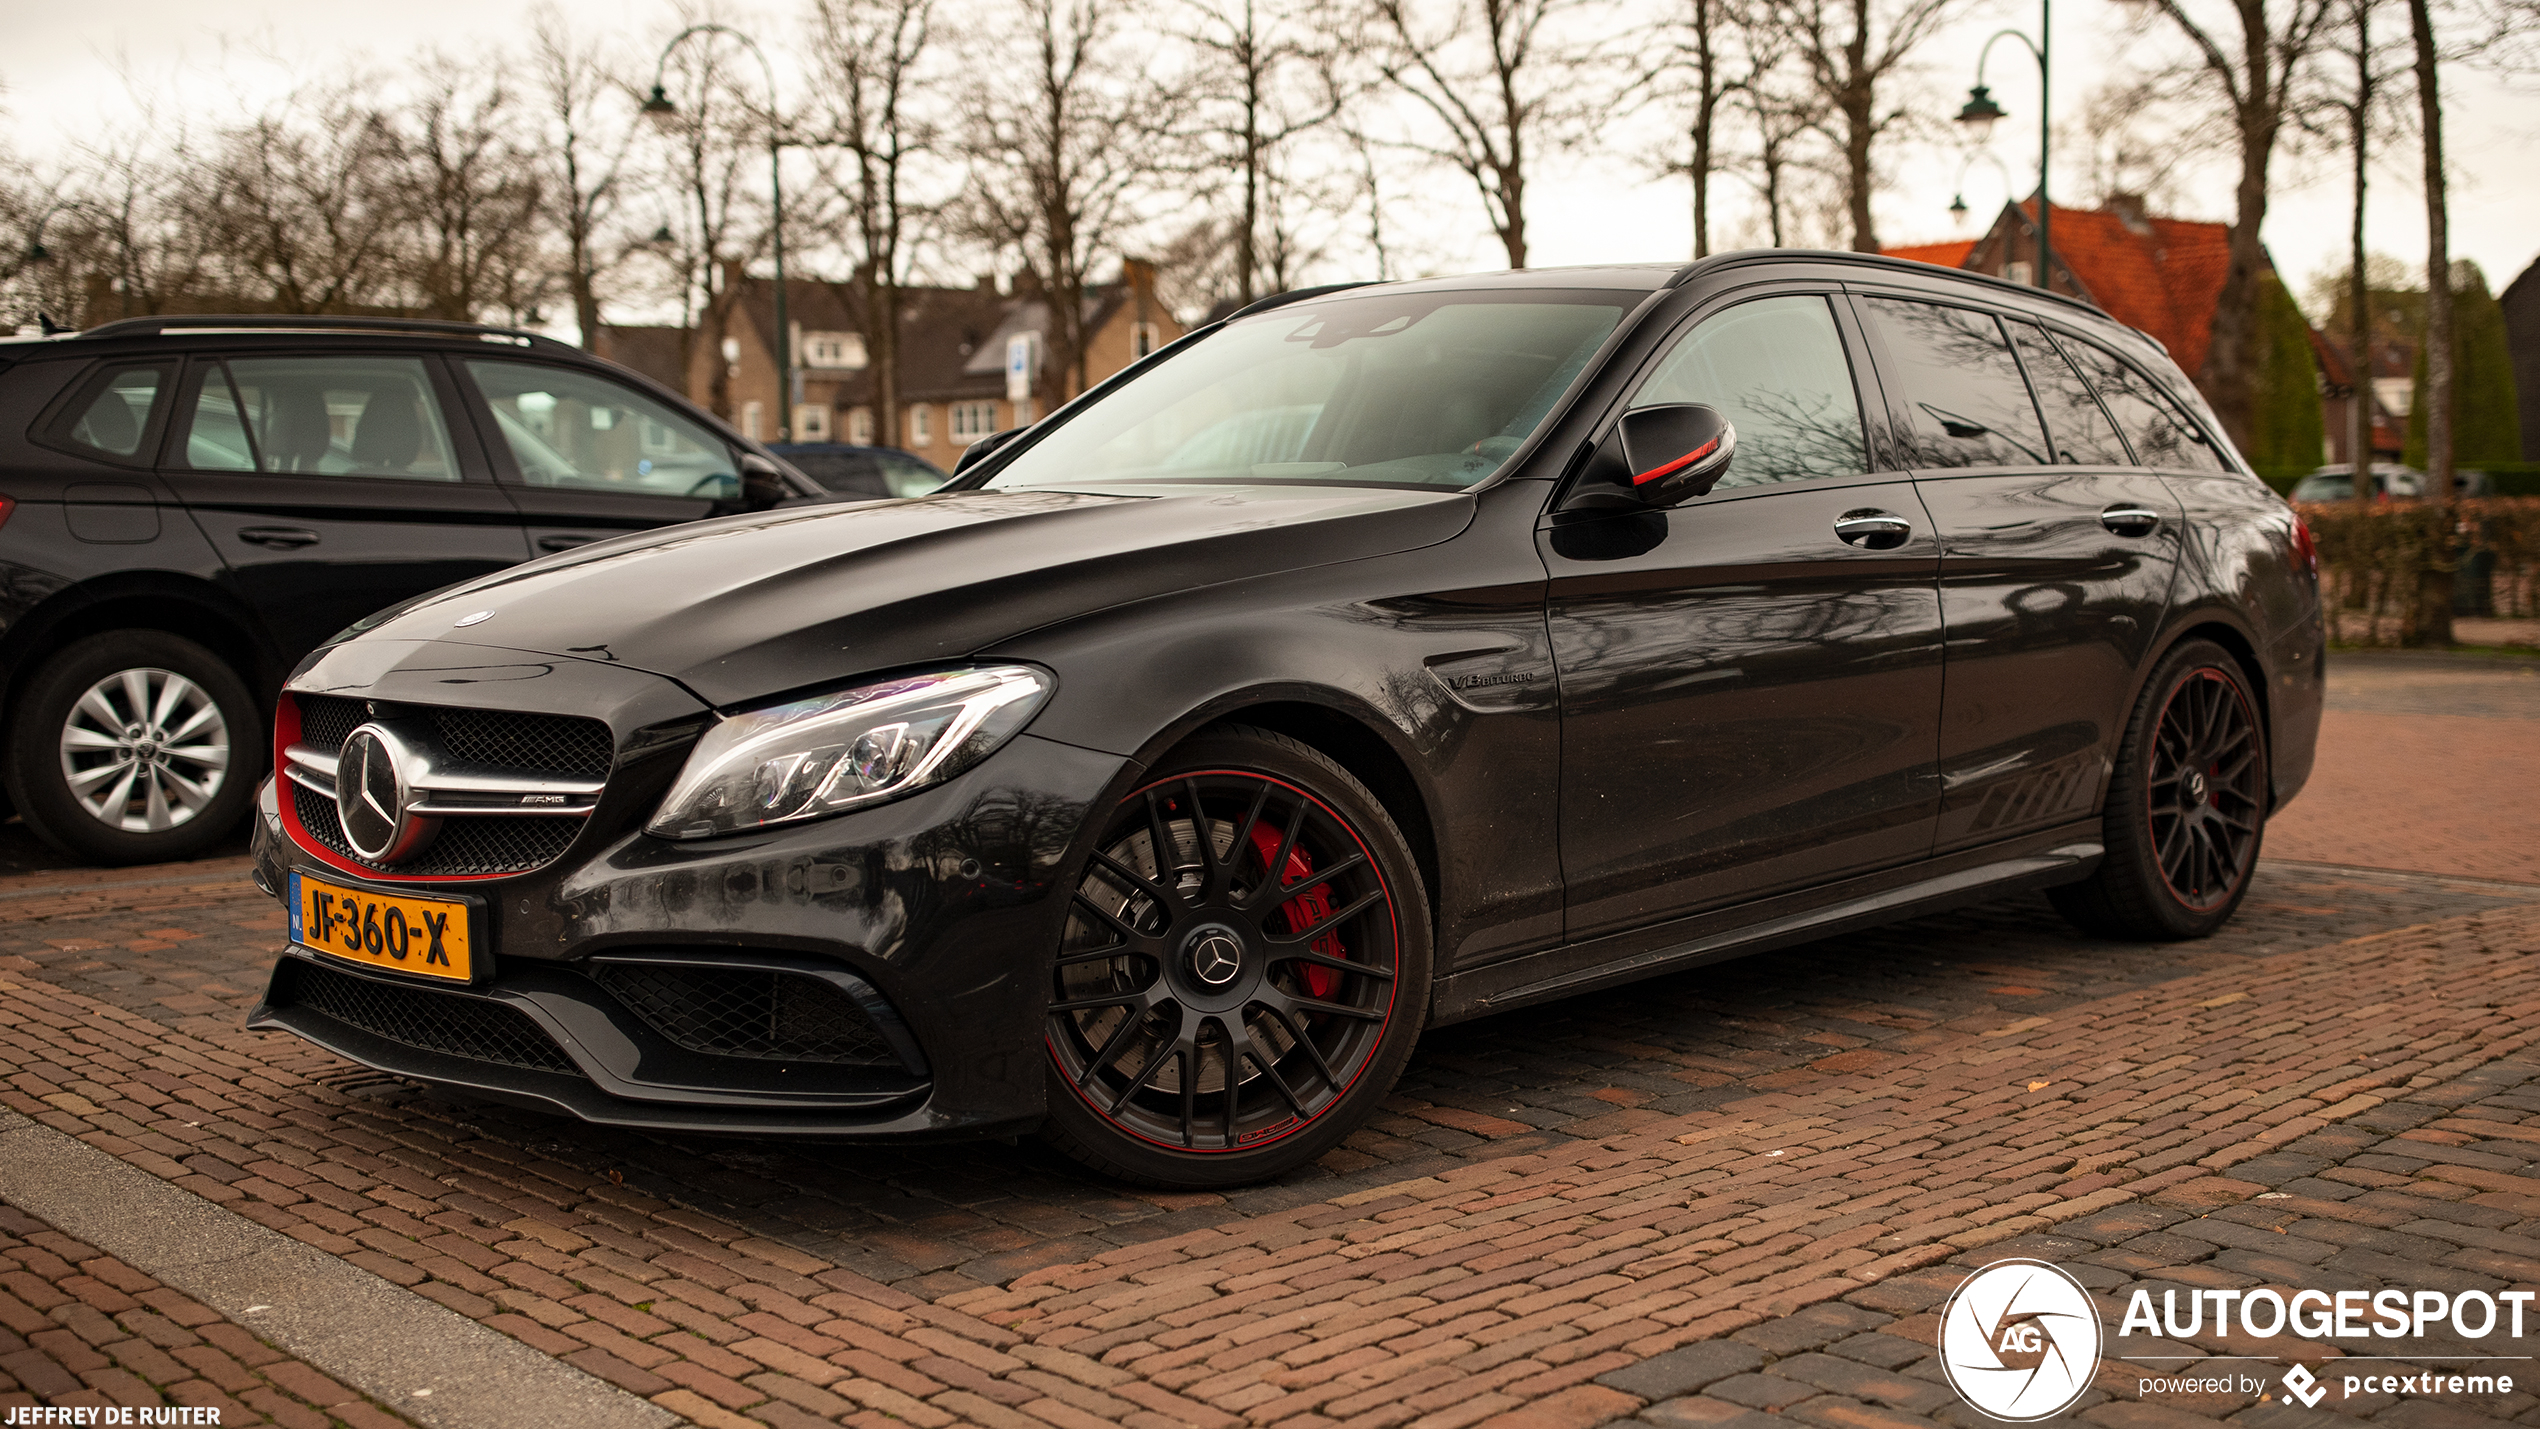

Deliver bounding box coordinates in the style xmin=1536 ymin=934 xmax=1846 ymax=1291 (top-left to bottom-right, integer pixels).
xmin=336 ymin=725 xmax=441 ymax=865
xmin=1188 ymin=932 xmax=1244 ymax=988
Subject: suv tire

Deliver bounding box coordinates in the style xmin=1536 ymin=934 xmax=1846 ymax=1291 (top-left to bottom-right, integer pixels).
xmin=1040 ymin=726 xmax=1433 ymax=1188
xmin=6 ymin=631 xmax=260 ymax=866
xmin=2051 ymin=639 xmax=2268 ymax=941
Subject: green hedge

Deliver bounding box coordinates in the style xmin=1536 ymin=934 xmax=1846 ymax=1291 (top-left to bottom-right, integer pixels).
xmin=2294 ymin=496 xmax=2540 ymax=643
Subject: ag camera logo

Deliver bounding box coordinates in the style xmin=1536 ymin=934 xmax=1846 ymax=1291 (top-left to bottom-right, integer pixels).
xmin=1941 ymin=1259 xmax=2103 ymax=1420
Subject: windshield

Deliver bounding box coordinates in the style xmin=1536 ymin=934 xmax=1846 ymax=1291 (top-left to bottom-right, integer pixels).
xmin=985 ymin=289 xmax=1631 ymax=491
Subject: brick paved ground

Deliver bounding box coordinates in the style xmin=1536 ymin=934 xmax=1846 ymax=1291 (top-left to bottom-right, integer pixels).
xmin=0 ymin=1196 xmax=407 ymax=1425
xmin=0 ymin=651 xmax=2531 ymax=1428
xmin=2266 ymin=651 xmax=2540 ymax=884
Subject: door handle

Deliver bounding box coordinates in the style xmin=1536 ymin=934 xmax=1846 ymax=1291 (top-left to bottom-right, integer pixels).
xmin=237 ymin=526 xmax=320 ymax=550
xmin=1833 ymin=510 xmax=1913 ymax=550
xmin=2100 ymin=505 xmax=2163 ymax=536
xmin=537 ymin=534 xmax=598 ymax=552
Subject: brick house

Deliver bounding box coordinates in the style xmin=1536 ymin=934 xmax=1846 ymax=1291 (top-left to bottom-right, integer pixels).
xmin=598 ymin=261 xmax=1182 ymax=472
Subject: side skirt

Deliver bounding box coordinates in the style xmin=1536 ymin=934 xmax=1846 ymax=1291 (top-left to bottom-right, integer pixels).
xmin=1430 ymin=819 xmax=2102 ymax=1026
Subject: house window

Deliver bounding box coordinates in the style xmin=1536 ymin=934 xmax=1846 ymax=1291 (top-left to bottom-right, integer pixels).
xmin=803 ymin=332 xmax=867 ymax=369
xmin=796 ymin=404 xmax=832 ymax=441
xmin=1012 ymin=397 xmax=1035 ymax=425
xmin=1132 ymin=322 xmax=1160 ymax=358
xmin=2004 ymin=261 xmax=2032 ymax=286
xmin=721 ymin=336 xmax=742 ymax=376
xmin=848 ymin=406 xmax=874 ymax=445
xmin=907 ymin=404 xmax=932 ymax=447
xmin=951 ymin=401 xmax=999 ymax=440
xmin=742 ymin=401 xmax=764 ymax=440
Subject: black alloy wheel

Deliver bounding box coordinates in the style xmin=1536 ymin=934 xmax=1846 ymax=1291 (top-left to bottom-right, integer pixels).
xmin=2050 ymin=639 xmax=2268 ymax=941
xmin=1040 ymin=726 xmax=1431 ymax=1187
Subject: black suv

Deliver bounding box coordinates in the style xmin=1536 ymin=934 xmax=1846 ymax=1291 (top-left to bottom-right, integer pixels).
xmin=246 ymin=255 xmax=2325 ymax=1187
xmin=0 ymin=316 xmax=814 ymax=864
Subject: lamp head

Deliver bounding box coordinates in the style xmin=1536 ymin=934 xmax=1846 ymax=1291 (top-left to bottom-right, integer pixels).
xmin=24 ymin=240 xmax=50 ymax=265
xmin=641 ymin=84 xmax=680 ymax=130
xmin=1957 ymin=84 xmax=2007 ymax=143
xmin=649 ymin=224 xmax=677 ymax=247
xmin=1948 ymin=193 xmax=1970 ymax=224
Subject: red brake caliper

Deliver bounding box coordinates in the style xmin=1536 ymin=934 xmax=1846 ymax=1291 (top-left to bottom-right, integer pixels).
xmin=1245 ymin=824 xmax=1346 ymax=997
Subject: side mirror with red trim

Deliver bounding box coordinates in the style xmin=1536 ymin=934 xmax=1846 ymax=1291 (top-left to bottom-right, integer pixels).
xmin=1619 ymin=404 xmax=1736 ymax=507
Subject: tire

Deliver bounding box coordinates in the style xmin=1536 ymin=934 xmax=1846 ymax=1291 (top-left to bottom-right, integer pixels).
xmin=2050 ymin=639 xmax=2268 ymax=941
xmin=4 ymin=631 xmax=261 ymax=866
xmin=1040 ymin=725 xmax=1433 ymax=1188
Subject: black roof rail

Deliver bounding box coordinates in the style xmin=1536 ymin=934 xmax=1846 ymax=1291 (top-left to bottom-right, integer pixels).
xmin=76 ymin=313 xmax=575 ymax=351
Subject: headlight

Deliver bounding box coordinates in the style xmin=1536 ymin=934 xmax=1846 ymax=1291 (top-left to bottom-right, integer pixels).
xmin=647 ymin=666 xmax=1051 ymax=839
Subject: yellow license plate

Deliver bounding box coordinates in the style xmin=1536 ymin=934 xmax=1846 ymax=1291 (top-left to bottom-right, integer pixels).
xmin=289 ymin=871 xmax=473 ymax=981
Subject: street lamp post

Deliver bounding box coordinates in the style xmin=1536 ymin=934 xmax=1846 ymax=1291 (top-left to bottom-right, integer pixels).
xmin=1957 ymin=3 xmax=2050 ymax=291
xmin=644 ymin=25 xmax=793 ymax=443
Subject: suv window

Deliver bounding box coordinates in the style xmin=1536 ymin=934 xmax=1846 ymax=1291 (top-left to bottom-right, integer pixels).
xmin=876 ymin=451 xmax=945 ymax=496
xmin=2058 ymin=336 xmax=2227 ymax=473
xmin=466 ymin=360 xmax=737 ymax=498
xmin=2007 ymin=321 xmax=2129 ymax=465
xmin=1629 ymin=295 xmax=1864 ymax=487
xmin=48 ymin=363 xmax=172 ymax=463
xmin=1861 ymin=298 xmax=2048 ymax=469
xmin=189 ymin=357 xmax=462 ymax=480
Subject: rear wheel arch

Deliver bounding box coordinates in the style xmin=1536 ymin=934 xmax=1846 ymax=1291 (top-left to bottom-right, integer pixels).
xmin=3 ymin=577 xmax=280 ymax=724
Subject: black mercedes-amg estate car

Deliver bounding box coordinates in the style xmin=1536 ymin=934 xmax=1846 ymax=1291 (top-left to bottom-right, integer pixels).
xmin=248 ymin=253 xmax=2324 ymax=1186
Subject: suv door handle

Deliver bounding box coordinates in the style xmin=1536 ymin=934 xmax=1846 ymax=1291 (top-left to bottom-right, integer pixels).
xmin=237 ymin=526 xmax=320 ymax=549
xmin=2100 ymin=505 xmax=2163 ymax=536
xmin=537 ymin=534 xmax=598 ymax=552
xmin=1833 ymin=510 xmax=1913 ymax=550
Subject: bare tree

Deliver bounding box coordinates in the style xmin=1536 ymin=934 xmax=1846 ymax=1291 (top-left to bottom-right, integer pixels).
xmin=2406 ymin=0 xmax=2453 ymax=640
xmin=959 ymin=0 xmax=1181 ymax=404
xmin=1783 ymin=0 xmax=1966 ymax=252
xmin=814 ymin=0 xmax=937 ymax=447
xmin=647 ymin=31 xmax=773 ymax=419
xmin=530 ymin=13 xmax=636 ymax=348
xmin=391 ymin=58 xmax=549 ymax=323
xmin=1723 ymin=26 xmax=1827 ymax=248
xmin=1363 ymin=0 xmax=1611 ymax=269
xmin=1638 ymin=0 xmax=1747 ymax=257
xmin=2129 ymin=0 xmax=2338 ymax=446
xmin=192 ymin=87 xmax=411 ymax=314
xmin=1180 ymin=0 xmax=1346 ymax=301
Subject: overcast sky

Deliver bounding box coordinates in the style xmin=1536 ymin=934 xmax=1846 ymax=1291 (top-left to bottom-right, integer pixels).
xmin=8 ymin=0 xmax=2539 ymax=316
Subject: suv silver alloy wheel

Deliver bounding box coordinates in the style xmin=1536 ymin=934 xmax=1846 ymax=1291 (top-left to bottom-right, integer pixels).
xmin=57 ymin=667 xmax=232 ymax=833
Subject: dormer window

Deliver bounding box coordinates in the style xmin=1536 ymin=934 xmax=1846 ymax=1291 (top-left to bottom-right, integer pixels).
xmin=804 ymin=332 xmax=867 ymax=369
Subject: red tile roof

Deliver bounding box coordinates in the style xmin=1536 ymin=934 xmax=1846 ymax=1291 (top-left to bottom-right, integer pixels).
xmin=2018 ymin=200 xmax=2235 ymax=378
xmin=1882 ymin=240 xmax=1977 ymax=268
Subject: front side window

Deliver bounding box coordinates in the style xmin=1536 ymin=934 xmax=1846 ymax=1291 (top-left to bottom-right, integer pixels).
xmin=50 ymin=364 xmax=172 ymax=462
xmin=202 ymin=357 xmax=461 ymax=480
xmin=2058 ymin=337 xmax=2227 ymax=473
xmin=1863 ymin=298 xmax=2049 ymax=469
xmin=986 ymin=289 xmax=1630 ymax=490
xmin=1628 ymin=295 xmax=1865 ymax=488
xmin=466 ymin=360 xmax=738 ymax=498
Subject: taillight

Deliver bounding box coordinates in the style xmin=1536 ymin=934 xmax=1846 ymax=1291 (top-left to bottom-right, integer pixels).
xmin=2287 ymin=511 xmax=2318 ymax=577
xmin=0 ymin=496 xmax=13 ymax=531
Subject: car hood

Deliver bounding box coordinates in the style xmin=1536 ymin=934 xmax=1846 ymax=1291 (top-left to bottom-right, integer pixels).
xmin=347 ymin=483 xmax=1475 ymax=707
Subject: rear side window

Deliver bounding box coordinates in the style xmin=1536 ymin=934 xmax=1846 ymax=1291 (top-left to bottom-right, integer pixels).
xmin=187 ymin=357 xmax=464 ymax=481
xmin=1861 ymin=298 xmax=2048 ymax=469
xmin=2007 ymin=322 xmax=2129 ymax=465
xmin=1629 ymin=294 xmax=1865 ymax=487
xmin=466 ymin=360 xmax=737 ymax=498
xmin=46 ymin=363 xmax=172 ymax=463
xmin=2058 ymin=337 xmax=2227 ymax=473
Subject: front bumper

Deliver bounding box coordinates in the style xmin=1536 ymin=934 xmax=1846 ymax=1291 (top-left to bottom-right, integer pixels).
xmin=250 ymin=726 xmax=1132 ymax=1141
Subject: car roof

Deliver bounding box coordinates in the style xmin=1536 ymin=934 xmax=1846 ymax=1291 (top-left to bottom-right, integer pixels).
xmin=8 ymin=314 xmax=587 ymax=362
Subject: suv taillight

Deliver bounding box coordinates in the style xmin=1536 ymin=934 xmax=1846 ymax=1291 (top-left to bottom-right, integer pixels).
xmin=0 ymin=496 xmax=13 ymax=531
xmin=2287 ymin=511 xmax=2318 ymax=577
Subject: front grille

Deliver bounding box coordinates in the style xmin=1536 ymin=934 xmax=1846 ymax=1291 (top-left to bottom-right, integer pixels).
xmin=296 ymin=695 xmax=369 ymax=753
xmin=285 ymin=694 xmax=610 ymax=878
xmin=286 ymin=959 xmax=579 ymax=1074
xmin=433 ymin=708 xmax=613 ymax=779
xmin=593 ymin=963 xmax=900 ymax=1066
xmin=293 ymin=785 xmax=582 ymax=878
